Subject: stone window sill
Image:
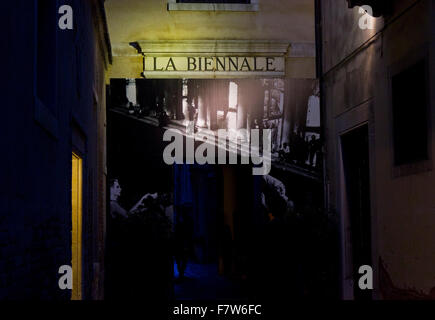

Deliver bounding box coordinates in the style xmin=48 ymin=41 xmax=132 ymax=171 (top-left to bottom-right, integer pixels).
xmin=391 ymin=160 xmax=433 ymax=178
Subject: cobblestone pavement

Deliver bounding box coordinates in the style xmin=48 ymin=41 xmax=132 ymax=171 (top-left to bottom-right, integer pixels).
xmin=174 ymin=262 xmax=246 ymax=301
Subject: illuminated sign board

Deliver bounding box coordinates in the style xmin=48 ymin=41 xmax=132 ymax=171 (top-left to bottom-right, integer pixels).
xmin=131 ymin=40 xmax=290 ymax=78
xmin=142 ymin=56 xmax=285 ymax=78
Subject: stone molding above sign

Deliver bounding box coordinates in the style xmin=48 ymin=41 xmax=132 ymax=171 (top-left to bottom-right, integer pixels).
xmin=167 ymin=0 xmax=259 ymax=12
xmin=109 ymin=40 xmax=316 ymax=79
xmin=132 ymin=40 xmax=290 ymax=55
xmin=131 ymin=40 xmax=289 ymax=78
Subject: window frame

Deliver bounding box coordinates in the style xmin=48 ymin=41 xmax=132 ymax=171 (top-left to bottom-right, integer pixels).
xmin=33 ymin=0 xmax=59 ymax=139
xmin=389 ymin=45 xmax=432 ymax=178
xmin=167 ymin=0 xmax=259 ymax=12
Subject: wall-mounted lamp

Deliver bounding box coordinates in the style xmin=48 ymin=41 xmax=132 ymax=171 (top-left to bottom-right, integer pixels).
xmin=346 ymin=0 xmax=392 ymax=17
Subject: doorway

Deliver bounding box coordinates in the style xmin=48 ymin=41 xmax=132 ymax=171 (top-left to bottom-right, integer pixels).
xmin=341 ymin=124 xmax=372 ymax=300
xmin=71 ymin=153 xmax=83 ymax=300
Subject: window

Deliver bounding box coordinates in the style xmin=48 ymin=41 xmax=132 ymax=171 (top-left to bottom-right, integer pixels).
xmin=346 ymin=0 xmax=391 ymax=17
xmin=177 ymin=0 xmax=250 ymax=3
xmin=34 ymin=0 xmax=59 ymax=138
xmin=392 ymin=59 xmax=429 ymax=166
xmin=36 ymin=0 xmax=57 ymax=112
xmin=71 ymin=153 xmax=83 ymax=300
xmin=168 ymin=0 xmax=258 ymax=11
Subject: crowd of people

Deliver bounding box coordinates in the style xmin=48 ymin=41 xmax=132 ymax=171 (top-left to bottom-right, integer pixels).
xmin=278 ymin=132 xmax=322 ymax=169
xmin=106 ymin=173 xmax=337 ymax=301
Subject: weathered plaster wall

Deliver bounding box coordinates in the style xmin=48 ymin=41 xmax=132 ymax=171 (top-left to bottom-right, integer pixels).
xmin=106 ymin=0 xmax=314 ymax=42
xmin=322 ymin=0 xmax=435 ymax=298
xmin=105 ymin=0 xmax=316 ymax=79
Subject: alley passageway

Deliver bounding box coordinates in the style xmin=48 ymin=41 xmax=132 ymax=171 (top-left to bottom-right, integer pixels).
xmin=174 ymin=262 xmax=246 ymax=301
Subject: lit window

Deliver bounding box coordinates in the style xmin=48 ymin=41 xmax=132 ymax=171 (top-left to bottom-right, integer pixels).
xmin=71 ymin=153 xmax=83 ymax=300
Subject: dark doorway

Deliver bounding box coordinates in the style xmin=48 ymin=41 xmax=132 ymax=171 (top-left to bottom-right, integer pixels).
xmin=341 ymin=124 xmax=372 ymax=300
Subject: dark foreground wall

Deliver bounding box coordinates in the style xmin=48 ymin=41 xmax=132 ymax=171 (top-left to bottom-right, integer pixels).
xmin=1 ymin=0 xmax=110 ymax=299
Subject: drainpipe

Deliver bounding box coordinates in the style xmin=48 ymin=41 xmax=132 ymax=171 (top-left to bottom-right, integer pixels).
xmin=314 ymin=0 xmax=327 ymax=215
xmin=315 ymin=0 xmax=342 ymax=299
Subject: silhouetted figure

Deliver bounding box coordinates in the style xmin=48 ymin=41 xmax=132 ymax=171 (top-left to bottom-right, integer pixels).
xmin=128 ymin=102 xmax=134 ymax=115
xmin=279 ymin=143 xmax=290 ymax=161
xmin=219 ymin=224 xmax=233 ymax=277
xmin=187 ymin=102 xmax=196 ymax=122
xmin=270 ymin=122 xmax=278 ymax=152
xmin=174 ymin=206 xmax=194 ymax=281
xmin=126 ymin=196 xmax=173 ymax=301
xmin=106 ymin=181 xmax=173 ymax=301
xmin=258 ymin=203 xmax=287 ymax=300
xmin=107 ymin=179 xmax=156 ymax=299
xmin=314 ymin=138 xmax=323 ymax=170
xmin=158 ymin=111 xmax=169 ymax=127
xmin=308 ymin=135 xmax=317 ymax=166
xmin=109 ymin=179 xmax=150 ymax=219
xmin=254 ymin=175 xmax=304 ymax=301
xmin=293 ymin=131 xmax=308 ymax=165
xmin=187 ymin=103 xmax=198 ymax=134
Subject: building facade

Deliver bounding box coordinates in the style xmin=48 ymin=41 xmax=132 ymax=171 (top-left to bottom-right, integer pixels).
xmin=319 ymin=0 xmax=435 ymax=299
xmin=104 ymin=0 xmax=331 ymax=298
xmin=1 ymin=0 xmax=111 ymax=299
xmin=105 ymin=0 xmax=319 ymax=163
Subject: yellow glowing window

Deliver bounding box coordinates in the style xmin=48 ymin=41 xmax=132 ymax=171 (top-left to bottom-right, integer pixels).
xmin=71 ymin=153 xmax=83 ymax=300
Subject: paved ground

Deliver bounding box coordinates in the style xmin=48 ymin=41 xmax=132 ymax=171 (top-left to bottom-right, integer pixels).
xmin=174 ymin=262 xmax=247 ymax=301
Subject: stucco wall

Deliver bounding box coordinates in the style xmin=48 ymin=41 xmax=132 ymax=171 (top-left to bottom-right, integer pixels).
xmin=322 ymin=0 xmax=435 ymax=298
xmin=105 ymin=0 xmax=316 ymax=79
xmin=106 ymin=0 xmax=314 ymax=42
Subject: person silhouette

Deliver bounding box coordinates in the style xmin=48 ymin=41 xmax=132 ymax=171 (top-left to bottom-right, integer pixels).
xmin=109 ymin=178 xmax=152 ymax=219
